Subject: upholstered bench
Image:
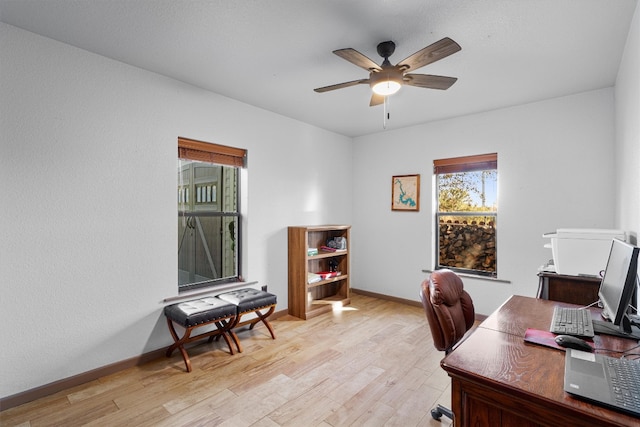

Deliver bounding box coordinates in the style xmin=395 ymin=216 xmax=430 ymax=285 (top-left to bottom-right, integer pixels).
xmin=164 ymin=297 xmax=238 ymax=372
xmin=217 ymin=288 xmax=277 ymax=353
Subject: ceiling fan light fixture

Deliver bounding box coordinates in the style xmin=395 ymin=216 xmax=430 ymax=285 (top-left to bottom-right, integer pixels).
xmin=372 ymin=79 xmax=402 ymax=96
xmin=370 ymin=69 xmax=403 ymax=96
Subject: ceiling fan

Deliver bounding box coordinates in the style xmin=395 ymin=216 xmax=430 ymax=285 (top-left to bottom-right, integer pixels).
xmin=314 ymin=37 xmax=461 ymax=106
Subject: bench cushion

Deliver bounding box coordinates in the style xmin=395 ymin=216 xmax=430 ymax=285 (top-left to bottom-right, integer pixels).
xmin=217 ymin=288 xmax=277 ymax=313
xmin=164 ymin=297 xmax=237 ymax=328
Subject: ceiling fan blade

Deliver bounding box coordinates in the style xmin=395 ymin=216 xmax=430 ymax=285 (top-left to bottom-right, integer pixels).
xmin=314 ymin=79 xmax=369 ymax=93
xmin=334 ymin=48 xmax=382 ymax=72
xmin=404 ymin=74 xmax=458 ymax=90
xmin=369 ymin=93 xmax=385 ymax=107
xmin=397 ymin=37 xmax=461 ymax=72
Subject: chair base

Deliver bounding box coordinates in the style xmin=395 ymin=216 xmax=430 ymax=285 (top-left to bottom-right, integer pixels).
xmin=431 ymin=404 xmax=453 ymax=421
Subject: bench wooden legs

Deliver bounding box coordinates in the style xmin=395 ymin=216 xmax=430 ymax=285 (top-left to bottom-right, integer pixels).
xmin=228 ymin=304 xmax=277 ymax=353
xmin=165 ymin=315 xmax=236 ymax=373
xmin=248 ymin=305 xmax=277 ymax=338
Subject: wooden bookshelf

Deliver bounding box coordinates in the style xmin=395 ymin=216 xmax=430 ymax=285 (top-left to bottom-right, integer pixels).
xmin=287 ymin=225 xmax=350 ymax=319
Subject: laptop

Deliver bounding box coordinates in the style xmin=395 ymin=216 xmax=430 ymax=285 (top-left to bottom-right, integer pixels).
xmin=564 ymin=349 xmax=640 ymax=417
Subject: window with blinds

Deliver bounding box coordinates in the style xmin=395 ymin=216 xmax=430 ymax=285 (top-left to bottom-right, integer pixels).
xmin=177 ymin=137 xmax=246 ymax=291
xmin=434 ymin=153 xmax=498 ymax=276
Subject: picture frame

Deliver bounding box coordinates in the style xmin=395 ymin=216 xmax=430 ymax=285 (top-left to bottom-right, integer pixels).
xmin=392 ymin=174 xmax=420 ymax=211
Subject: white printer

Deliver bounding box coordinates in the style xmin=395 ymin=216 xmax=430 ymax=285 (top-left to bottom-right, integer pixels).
xmin=542 ymin=228 xmax=627 ymax=277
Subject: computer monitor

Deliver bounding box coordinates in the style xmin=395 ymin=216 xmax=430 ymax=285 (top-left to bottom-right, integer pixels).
xmin=596 ymin=239 xmax=640 ymax=337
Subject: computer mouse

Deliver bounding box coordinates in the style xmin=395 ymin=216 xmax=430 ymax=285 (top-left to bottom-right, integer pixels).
xmin=555 ymin=335 xmax=593 ymax=352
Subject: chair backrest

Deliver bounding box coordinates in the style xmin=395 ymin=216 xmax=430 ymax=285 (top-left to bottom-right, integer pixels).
xmin=420 ymin=269 xmax=475 ymax=353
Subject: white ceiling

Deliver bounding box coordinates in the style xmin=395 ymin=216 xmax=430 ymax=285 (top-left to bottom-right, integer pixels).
xmin=1 ymin=0 xmax=637 ymax=137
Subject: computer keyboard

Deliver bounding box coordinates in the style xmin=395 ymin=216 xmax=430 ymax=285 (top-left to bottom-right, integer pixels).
xmin=550 ymin=306 xmax=595 ymax=338
xmin=606 ymin=356 xmax=640 ymax=413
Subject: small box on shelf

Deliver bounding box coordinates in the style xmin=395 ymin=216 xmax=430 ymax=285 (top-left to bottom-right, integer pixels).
xmin=316 ymin=271 xmax=341 ymax=280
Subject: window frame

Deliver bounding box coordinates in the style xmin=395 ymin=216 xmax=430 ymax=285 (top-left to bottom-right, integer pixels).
xmin=178 ymin=137 xmax=246 ymax=292
xmin=434 ymin=153 xmax=498 ymax=278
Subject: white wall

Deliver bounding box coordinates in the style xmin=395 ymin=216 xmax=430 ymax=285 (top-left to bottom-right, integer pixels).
xmin=614 ymin=3 xmax=640 ymax=310
xmin=615 ymin=3 xmax=640 ymax=242
xmin=0 ymin=23 xmax=352 ymax=399
xmin=351 ymin=88 xmax=618 ymax=316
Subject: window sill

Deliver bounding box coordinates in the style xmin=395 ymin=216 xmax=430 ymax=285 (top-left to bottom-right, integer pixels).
xmin=422 ymin=269 xmax=511 ymax=284
xmin=164 ymin=280 xmax=259 ymax=303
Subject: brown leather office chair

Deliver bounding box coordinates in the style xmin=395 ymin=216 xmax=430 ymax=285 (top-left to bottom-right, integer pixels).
xmin=420 ymin=269 xmax=475 ymax=421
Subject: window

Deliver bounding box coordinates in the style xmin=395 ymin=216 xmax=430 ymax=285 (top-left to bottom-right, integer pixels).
xmin=434 ymin=153 xmax=497 ymax=277
xmin=177 ymin=137 xmax=246 ymax=291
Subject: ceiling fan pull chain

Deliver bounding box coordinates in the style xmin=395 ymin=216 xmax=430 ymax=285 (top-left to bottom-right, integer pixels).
xmin=383 ymin=96 xmax=390 ymax=129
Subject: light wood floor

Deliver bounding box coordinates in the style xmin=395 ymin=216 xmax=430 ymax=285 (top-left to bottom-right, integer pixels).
xmin=1 ymin=293 xmax=453 ymax=427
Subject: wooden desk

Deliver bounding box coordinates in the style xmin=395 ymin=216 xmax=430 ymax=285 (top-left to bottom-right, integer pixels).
xmin=441 ymin=296 xmax=639 ymax=426
xmin=537 ymin=272 xmax=601 ymax=305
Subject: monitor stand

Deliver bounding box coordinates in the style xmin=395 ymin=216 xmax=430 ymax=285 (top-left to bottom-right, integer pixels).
xmin=593 ymin=319 xmax=640 ymax=340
